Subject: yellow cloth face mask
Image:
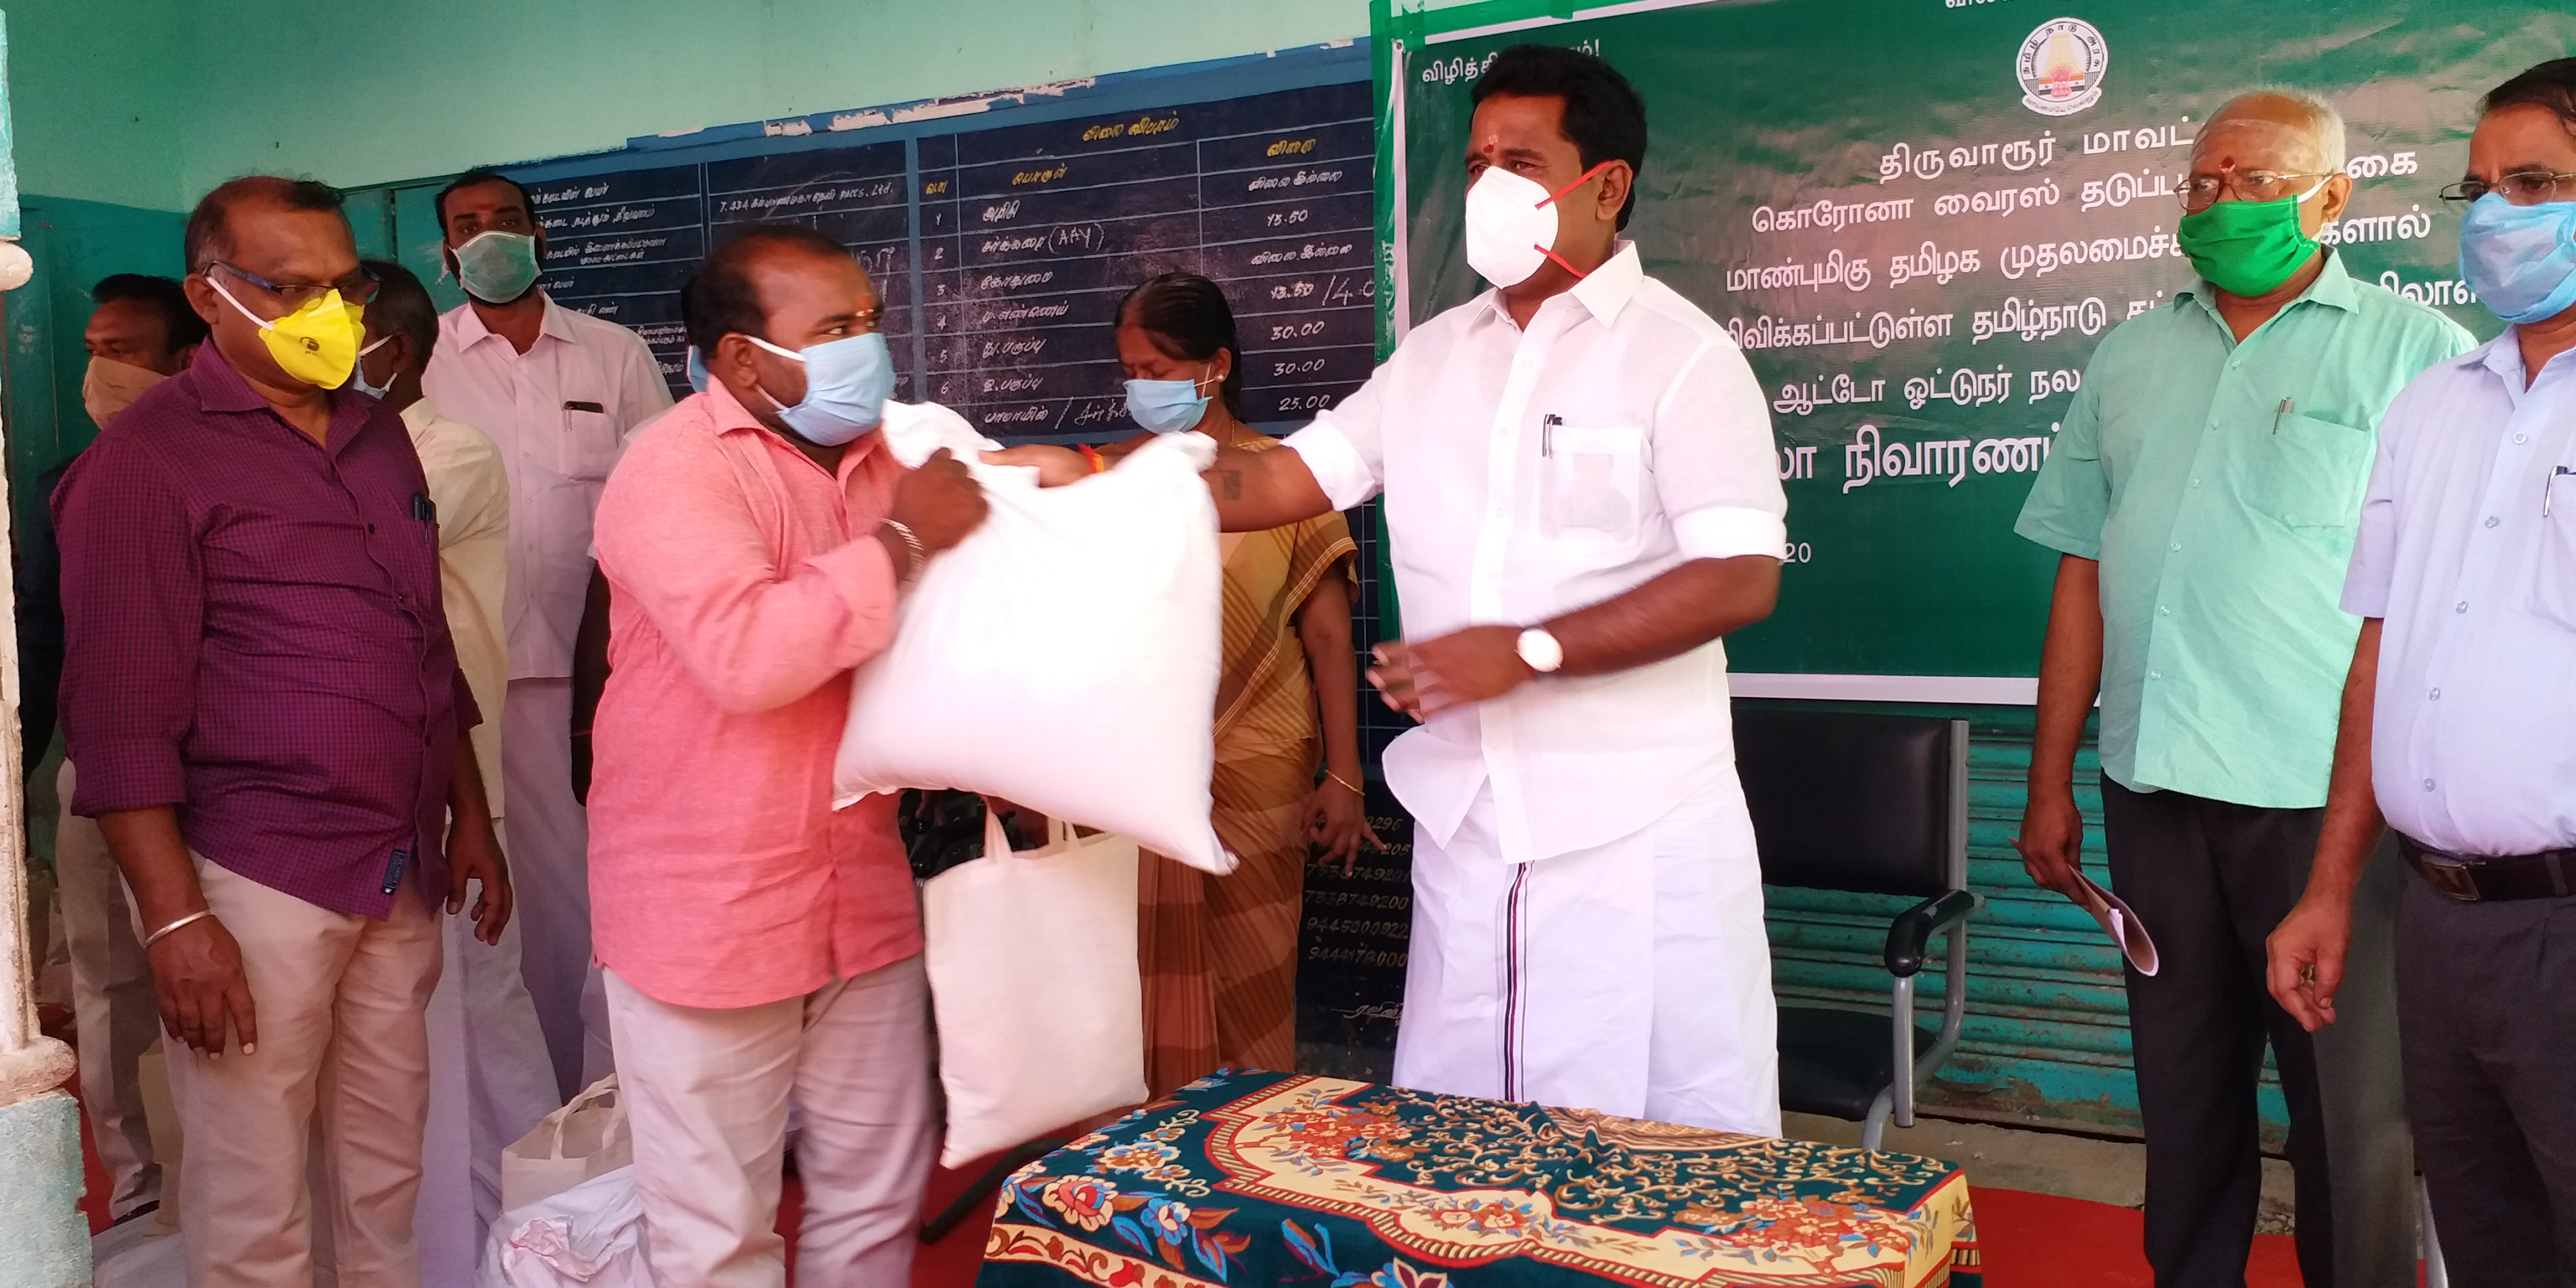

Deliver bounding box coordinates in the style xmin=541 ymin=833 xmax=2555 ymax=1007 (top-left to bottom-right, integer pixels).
xmin=207 ymin=273 xmax=366 ymax=389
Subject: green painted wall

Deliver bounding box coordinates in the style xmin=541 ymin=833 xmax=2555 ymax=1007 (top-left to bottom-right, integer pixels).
xmin=176 ymin=0 xmax=1371 ymax=194
xmin=5 ymin=0 xmax=183 ymax=211
xmin=14 ymin=0 xmax=1383 ymax=210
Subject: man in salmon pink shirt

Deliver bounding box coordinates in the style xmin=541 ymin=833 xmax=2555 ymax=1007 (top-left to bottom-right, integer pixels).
xmin=588 ymin=223 xmax=987 ymax=1286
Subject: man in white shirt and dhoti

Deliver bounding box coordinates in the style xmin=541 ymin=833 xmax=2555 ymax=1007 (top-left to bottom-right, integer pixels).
xmin=1003 ymin=43 xmax=1788 ymax=1132
xmin=422 ymin=169 xmax=674 ymax=1097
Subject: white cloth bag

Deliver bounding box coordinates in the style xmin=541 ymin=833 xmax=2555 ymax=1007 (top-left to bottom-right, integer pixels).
xmin=924 ymin=811 xmax=1147 ymax=1167
xmin=834 ymin=419 xmax=1234 ymax=874
xmin=499 ymin=1076 xmax=632 ymax=1216
xmin=478 ymin=1164 xmax=648 ymax=1288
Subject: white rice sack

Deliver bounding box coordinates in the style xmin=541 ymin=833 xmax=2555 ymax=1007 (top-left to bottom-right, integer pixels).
xmin=835 ymin=422 xmax=1234 ymax=874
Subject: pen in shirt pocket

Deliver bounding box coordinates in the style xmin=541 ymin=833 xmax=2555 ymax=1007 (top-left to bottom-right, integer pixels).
xmin=2272 ymin=397 xmax=2293 ymax=434
xmin=2547 ymin=466 xmax=2574 ymax=519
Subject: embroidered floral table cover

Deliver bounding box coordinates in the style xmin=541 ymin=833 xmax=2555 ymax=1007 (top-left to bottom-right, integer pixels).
xmin=979 ymin=1069 xmax=1981 ymax=1288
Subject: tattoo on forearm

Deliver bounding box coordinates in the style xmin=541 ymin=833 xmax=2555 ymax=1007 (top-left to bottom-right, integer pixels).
xmin=1218 ymin=470 xmax=1243 ymax=500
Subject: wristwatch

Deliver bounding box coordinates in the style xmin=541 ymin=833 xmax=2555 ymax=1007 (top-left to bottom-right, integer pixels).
xmin=1516 ymin=627 xmax=1565 ymax=675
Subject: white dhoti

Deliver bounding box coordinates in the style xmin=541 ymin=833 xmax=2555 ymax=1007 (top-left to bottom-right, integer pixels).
xmin=415 ymin=903 xmax=562 ymax=1284
xmin=1392 ymin=776 xmax=1780 ymax=1135
xmin=503 ymin=676 xmax=614 ymax=1098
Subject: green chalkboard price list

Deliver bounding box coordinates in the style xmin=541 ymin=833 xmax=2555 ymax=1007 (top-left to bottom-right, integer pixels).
xmin=921 ymin=82 xmax=1380 ymax=441
xmin=527 ymin=166 xmax=711 ymax=398
xmin=512 ymin=78 xmax=1377 ymax=431
xmin=704 ymin=141 xmax=918 ymax=400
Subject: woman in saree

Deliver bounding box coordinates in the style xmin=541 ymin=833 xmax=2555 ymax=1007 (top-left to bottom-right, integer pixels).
xmin=1106 ymin=272 xmax=1379 ymax=1095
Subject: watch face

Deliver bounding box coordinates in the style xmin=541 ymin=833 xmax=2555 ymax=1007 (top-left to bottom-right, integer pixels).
xmin=1519 ymin=628 xmax=1562 ymax=673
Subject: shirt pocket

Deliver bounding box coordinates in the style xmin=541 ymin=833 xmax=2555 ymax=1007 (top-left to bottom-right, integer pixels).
xmin=2531 ymin=465 xmax=2576 ymax=630
xmin=2237 ymin=411 xmax=2373 ymax=530
xmin=1538 ymin=422 xmax=1647 ymax=543
xmin=556 ymin=400 xmax=621 ymax=481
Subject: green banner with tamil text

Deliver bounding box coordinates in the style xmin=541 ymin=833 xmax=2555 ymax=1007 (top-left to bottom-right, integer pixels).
xmin=1384 ymin=0 xmax=2569 ymax=686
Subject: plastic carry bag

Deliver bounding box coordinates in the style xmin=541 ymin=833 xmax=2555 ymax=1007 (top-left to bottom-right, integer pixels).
xmin=834 ymin=414 xmax=1234 ymax=875
xmin=500 ymin=1076 xmax=632 ymax=1216
xmin=479 ymin=1164 xmax=648 ymax=1288
xmin=924 ymin=811 xmax=1147 ymax=1167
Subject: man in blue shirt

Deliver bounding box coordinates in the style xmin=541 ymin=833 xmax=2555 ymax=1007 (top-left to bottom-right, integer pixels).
xmin=2269 ymin=59 xmax=2576 ymax=1282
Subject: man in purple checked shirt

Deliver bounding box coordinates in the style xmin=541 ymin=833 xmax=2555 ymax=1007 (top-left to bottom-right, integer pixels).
xmin=55 ymin=176 xmax=512 ymax=1288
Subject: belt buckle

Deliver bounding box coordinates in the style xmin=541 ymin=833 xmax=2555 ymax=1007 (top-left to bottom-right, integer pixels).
xmin=2421 ymin=855 xmax=2483 ymax=902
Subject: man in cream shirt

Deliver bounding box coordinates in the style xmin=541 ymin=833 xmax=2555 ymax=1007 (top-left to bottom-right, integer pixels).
xmin=422 ymin=169 xmax=673 ymax=1096
xmin=1003 ymin=45 xmax=1787 ymax=1132
xmin=361 ymin=259 xmax=561 ymax=1282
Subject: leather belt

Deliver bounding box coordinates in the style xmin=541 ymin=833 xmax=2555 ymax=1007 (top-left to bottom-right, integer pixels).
xmin=2398 ymin=834 xmax=2576 ymax=902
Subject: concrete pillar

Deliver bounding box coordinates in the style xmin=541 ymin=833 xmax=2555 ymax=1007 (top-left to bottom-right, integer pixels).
xmin=0 ymin=230 xmax=90 ymax=1286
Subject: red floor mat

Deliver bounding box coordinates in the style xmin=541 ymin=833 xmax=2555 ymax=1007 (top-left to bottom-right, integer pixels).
xmin=1972 ymin=1186 xmax=2308 ymax=1288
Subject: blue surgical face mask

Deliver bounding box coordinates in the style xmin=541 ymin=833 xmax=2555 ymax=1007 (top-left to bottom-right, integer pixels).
xmin=2459 ymin=192 xmax=2576 ymax=325
xmin=685 ymin=344 xmax=710 ymax=394
xmin=1124 ymin=368 xmax=1213 ymax=434
xmin=745 ymin=332 xmax=894 ymax=447
xmin=349 ymin=335 xmax=396 ymax=400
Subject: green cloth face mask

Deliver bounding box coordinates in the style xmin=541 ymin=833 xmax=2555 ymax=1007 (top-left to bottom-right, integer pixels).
xmin=2177 ymin=182 xmax=2328 ymax=297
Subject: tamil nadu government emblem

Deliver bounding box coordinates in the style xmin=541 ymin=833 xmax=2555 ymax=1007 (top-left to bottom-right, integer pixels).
xmin=2016 ymin=17 xmax=2109 ymax=117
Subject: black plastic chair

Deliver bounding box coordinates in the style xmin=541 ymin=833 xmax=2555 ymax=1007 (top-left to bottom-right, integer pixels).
xmin=1734 ymin=707 xmax=1978 ymax=1152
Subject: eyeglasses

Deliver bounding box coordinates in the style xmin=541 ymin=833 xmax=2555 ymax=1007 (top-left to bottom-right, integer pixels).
xmin=2174 ymin=169 xmax=2337 ymax=212
xmin=207 ymin=261 xmax=380 ymax=310
xmin=2438 ymin=171 xmax=2576 ymax=206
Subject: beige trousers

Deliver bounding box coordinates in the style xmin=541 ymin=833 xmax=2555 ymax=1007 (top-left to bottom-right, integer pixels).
xmin=55 ymin=759 xmax=164 ymax=1219
xmin=166 ymin=856 xmax=442 ymax=1288
xmin=605 ymin=956 xmax=937 ymax=1288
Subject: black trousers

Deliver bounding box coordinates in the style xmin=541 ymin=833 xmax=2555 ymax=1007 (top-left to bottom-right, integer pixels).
xmin=2397 ymin=866 xmax=2576 ymax=1285
xmin=2102 ymin=780 xmax=2333 ymax=1287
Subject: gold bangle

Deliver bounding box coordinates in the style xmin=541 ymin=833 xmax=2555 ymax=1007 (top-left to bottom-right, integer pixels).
xmin=1325 ymin=770 xmax=1365 ymax=797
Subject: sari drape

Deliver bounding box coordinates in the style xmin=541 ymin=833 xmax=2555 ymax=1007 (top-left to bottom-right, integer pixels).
xmin=1139 ymin=440 xmax=1356 ymax=1096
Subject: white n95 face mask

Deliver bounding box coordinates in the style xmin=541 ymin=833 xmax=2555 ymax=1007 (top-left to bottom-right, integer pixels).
xmin=1462 ymin=160 xmax=1613 ymax=288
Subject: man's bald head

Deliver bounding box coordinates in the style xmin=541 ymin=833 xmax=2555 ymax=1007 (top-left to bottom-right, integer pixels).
xmin=2199 ymin=89 xmax=2347 ymax=176
xmin=183 ymin=176 xmax=352 ymax=276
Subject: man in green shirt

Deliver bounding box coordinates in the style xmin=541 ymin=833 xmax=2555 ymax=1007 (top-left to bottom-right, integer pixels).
xmin=2014 ymin=90 xmax=2474 ymax=1286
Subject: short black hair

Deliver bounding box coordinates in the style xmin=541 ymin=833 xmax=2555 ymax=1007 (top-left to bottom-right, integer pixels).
xmin=361 ymin=259 xmax=439 ymax=372
xmin=2484 ymin=58 xmax=2576 ymax=133
xmin=89 ymin=273 xmax=207 ymax=354
xmin=434 ymin=169 xmax=535 ymax=235
xmin=680 ymin=222 xmax=856 ymax=358
xmin=183 ymin=176 xmax=349 ymax=274
xmin=1471 ymin=44 xmax=1649 ymax=229
xmin=1116 ymin=272 xmax=1245 ymax=418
